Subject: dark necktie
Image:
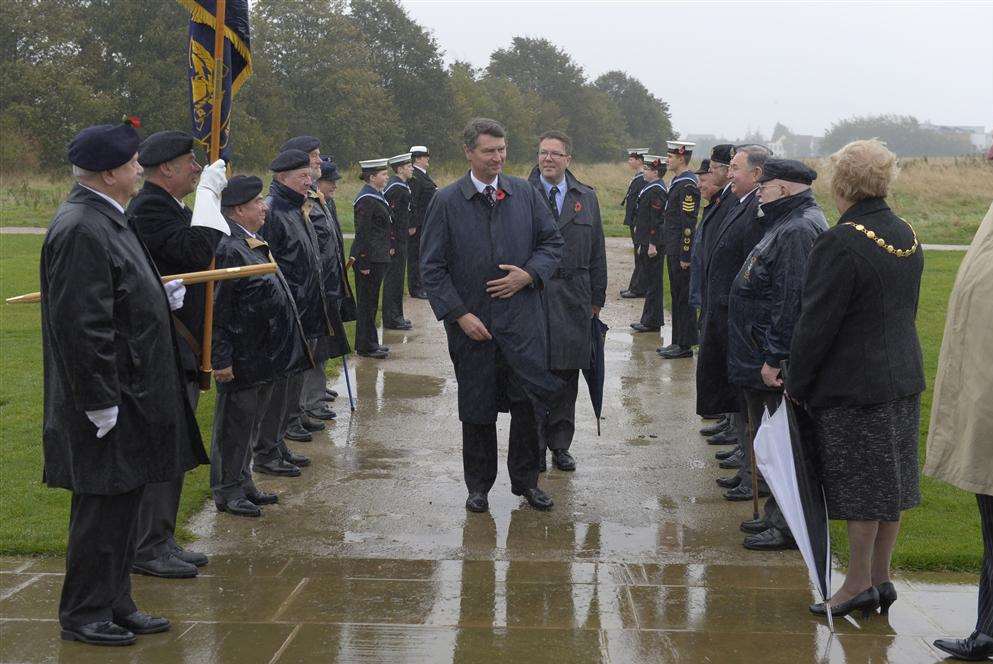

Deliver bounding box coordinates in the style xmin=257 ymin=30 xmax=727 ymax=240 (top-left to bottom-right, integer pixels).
xmin=548 ymin=185 xmax=560 ymax=220
xmin=483 ymin=184 xmax=496 ymax=208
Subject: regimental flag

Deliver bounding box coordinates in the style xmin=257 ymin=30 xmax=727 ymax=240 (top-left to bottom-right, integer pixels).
xmin=178 ymin=0 xmax=252 ymax=160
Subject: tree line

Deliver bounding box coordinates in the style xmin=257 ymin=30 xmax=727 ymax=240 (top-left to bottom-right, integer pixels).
xmin=1 ymin=0 xmax=676 ymax=173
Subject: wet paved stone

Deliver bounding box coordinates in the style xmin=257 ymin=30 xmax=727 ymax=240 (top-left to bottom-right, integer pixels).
xmin=0 ymin=241 xmax=977 ymax=662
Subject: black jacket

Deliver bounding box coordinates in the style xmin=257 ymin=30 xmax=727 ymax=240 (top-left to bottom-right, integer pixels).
xmin=663 ymin=172 xmax=700 ymax=259
xmin=128 ymin=181 xmax=222 ymax=379
xmin=528 ymin=169 xmax=608 ymax=370
xmin=787 ymin=198 xmax=925 ymax=407
xmin=633 ymin=180 xmax=666 ymax=248
xmin=212 ymin=220 xmax=312 ymax=393
xmin=408 ymin=166 xmax=437 ymax=231
xmin=384 ymin=176 xmax=413 ymax=233
xmin=41 ymin=185 xmax=206 ymax=494
xmin=305 ymin=188 xmax=346 ymax=303
xmin=727 ymin=190 xmax=828 ymax=390
xmin=350 ymin=184 xmax=395 ymax=268
xmin=690 ymin=182 xmax=737 ymax=309
xmin=621 ymin=172 xmax=645 ymax=228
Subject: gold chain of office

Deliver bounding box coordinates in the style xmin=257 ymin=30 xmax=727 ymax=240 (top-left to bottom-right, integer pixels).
xmin=841 ymin=220 xmax=920 ymax=258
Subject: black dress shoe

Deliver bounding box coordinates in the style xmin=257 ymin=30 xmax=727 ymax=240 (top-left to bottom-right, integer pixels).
xmin=745 ymin=528 xmax=798 ymax=551
xmin=552 ymin=449 xmax=576 ymax=471
xmin=620 ymin=290 xmax=645 ymax=299
xmin=700 ymin=413 xmax=724 ymax=420
xmin=384 ymin=321 xmax=412 ymax=330
xmin=716 ymin=475 xmax=741 ymax=489
xmin=659 ymin=345 xmax=693 ymax=359
xmin=411 ymin=290 xmax=429 ymax=300
xmin=724 ymin=483 xmax=770 ymax=501
xmin=61 ymin=621 xmax=135 ymax=646
xmin=700 ymin=418 xmax=729 ymax=436
xmin=707 ymin=429 xmax=739 ymax=445
xmin=115 ymin=611 xmax=171 ymax=635
xmin=284 ymin=425 xmax=312 ymax=442
xmin=325 ymin=388 xmax=339 ymax=399
xmin=254 ymin=458 xmax=302 ymax=477
xmin=465 ymin=492 xmax=489 ymax=513
xmin=739 ymin=517 xmax=768 ymax=534
xmin=630 ymin=322 xmax=660 ymax=333
xmin=357 ymin=348 xmax=389 ymax=359
xmin=512 ymin=486 xmax=554 ymax=511
xmin=933 ymin=632 xmax=993 ymax=661
xmin=306 ymin=406 xmax=337 ymax=420
xmin=810 ymin=586 xmax=879 ymax=618
xmin=217 ymin=497 xmax=261 ymax=517
xmin=715 ymin=445 xmax=740 ymax=461
xmin=131 ymin=554 xmax=197 ymax=579
xmin=247 ymin=490 xmax=279 ymax=505
xmin=876 ymin=581 xmax=897 ymax=614
xmin=377 ymin=344 xmax=391 ymax=352
xmin=282 ymin=448 xmax=311 ymax=467
xmin=300 ymin=416 xmax=325 ymax=432
xmin=719 ymin=452 xmax=742 ymax=470
xmin=171 ymin=545 xmax=208 ymax=568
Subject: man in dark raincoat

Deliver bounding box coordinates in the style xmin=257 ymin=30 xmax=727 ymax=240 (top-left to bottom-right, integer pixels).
xmin=407 ymin=145 xmax=436 ymax=298
xmin=421 ymin=118 xmax=564 ymax=514
xmin=128 ymin=129 xmax=224 ymax=579
xmin=382 ymin=152 xmax=415 ymax=330
xmin=210 ymin=175 xmax=312 ymax=517
xmin=527 ymin=131 xmax=607 ymax=473
xmin=620 ymin=148 xmax=648 ymax=298
xmin=43 ymin=121 xmax=202 ymax=646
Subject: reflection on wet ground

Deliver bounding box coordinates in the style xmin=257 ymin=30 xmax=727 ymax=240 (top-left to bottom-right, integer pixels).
xmin=0 ymin=242 xmax=977 ymax=662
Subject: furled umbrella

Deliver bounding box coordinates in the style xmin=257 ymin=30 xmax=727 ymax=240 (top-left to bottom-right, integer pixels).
xmin=582 ymin=316 xmax=609 ymax=435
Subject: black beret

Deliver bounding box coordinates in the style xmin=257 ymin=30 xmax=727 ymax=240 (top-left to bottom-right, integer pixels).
xmin=138 ymin=130 xmax=195 ymax=167
xmin=269 ymin=149 xmax=310 ymax=172
xmin=318 ymin=158 xmax=341 ymax=181
xmin=68 ymin=121 xmax=140 ymax=171
xmin=280 ymin=135 xmax=320 ymax=153
xmin=694 ymin=158 xmax=711 ymax=175
xmin=757 ymin=158 xmax=817 ymax=185
xmin=221 ymin=175 xmax=263 ymax=207
xmin=710 ymin=144 xmax=734 ymax=166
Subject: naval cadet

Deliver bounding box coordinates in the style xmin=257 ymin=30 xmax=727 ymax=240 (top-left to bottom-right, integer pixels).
xmin=657 ymin=141 xmax=700 ymax=359
xmin=45 ymin=120 xmax=200 ymax=646
xmin=620 ymin=148 xmax=649 ymax=298
xmin=350 ymin=158 xmax=396 ymax=358
xmin=382 ymin=152 xmax=415 ymax=330
xmin=407 ymin=145 xmax=436 ymax=299
xmin=630 ymin=156 xmax=667 ymax=333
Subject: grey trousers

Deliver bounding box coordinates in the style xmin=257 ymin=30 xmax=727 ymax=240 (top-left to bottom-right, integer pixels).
xmin=538 ymin=369 xmax=580 ymax=455
xmin=256 ymin=373 xmax=304 ymax=464
xmin=210 ymin=383 xmax=274 ymax=504
xmin=299 ymin=361 xmax=328 ymax=414
xmin=134 ymin=380 xmax=199 ymax=562
xmin=739 ymin=387 xmax=789 ymax=533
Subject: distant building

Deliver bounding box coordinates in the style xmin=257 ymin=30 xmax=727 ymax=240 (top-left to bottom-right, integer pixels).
xmin=922 ymin=122 xmax=992 ymax=151
xmin=768 ymin=134 xmax=824 ymax=158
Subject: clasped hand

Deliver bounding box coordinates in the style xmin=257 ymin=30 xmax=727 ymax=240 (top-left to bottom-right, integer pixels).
xmin=485 ymin=264 xmax=532 ymax=299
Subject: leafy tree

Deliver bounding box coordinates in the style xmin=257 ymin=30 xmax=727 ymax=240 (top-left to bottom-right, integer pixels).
xmin=822 ymin=115 xmax=973 ymax=157
xmin=771 ymin=122 xmax=793 ymax=142
xmin=594 ymin=71 xmax=675 ymax=150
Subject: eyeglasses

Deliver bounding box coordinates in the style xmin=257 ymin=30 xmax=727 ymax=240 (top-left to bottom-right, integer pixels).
xmin=538 ymin=150 xmax=569 ymax=159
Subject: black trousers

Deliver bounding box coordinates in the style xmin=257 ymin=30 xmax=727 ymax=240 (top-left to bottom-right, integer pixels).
xmin=256 ymin=373 xmax=304 ymax=464
xmin=406 ymin=229 xmax=422 ymax=295
xmin=538 ymin=369 xmax=580 ymax=454
xmin=134 ymin=380 xmax=199 ymax=562
xmin=211 ymin=383 xmax=274 ymax=504
xmin=640 ymin=250 xmax=664 ymax=328
xmin=462 ymin=402 xmax=541 ymax=495
xmin=977 ymin=493 xmax=993 ymax=637
xmin=626 ymin=226 xmax=645 ymax=294
xmin=382 ymin=240 xmax=407 ymax=325
xmin=60 ymin=486 xmax=144 ymax=629
xmin=354 ymin=263 xmax=386 ymax=353
xmin=740 ymin=386 xmax=789 ymax=533
xmin=666 ymin=255 xmax=698 ymax=347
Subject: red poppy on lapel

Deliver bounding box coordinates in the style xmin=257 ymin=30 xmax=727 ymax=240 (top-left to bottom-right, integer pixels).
xmin=124 ymin=115 xmax=141 ymax=128
xmin=495 ymin=189 xmax=506 ymax=201
xmin=574 ymin=201 xmax=582 ymax=213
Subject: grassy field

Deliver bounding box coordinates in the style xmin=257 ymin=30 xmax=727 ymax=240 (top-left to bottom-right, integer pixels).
xmin=3 ymin=156 xmax=990 ymax=244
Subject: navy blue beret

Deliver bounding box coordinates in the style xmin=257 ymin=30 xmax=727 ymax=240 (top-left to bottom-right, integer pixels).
xmin=138 ymin=130 xmax=195 ymax=167
xmin=318 ymin=158 xmax=341 ymax=181
xmin=221 ymin=175 xmax=263 ymax=207
xmin=758 ymin=158 xmax=817 ymax=185
xmin=269 ymin=149 xmax=310 ymax=172
xmin=710 ymin=144 xmax=734 ymax=166
xmin=280 ymin=135 xmax=320 ymax=153
xmin=694 ymin=158 xmax=711 ymax=175
xmin=68 ymin=122 xmax=140 ymax=171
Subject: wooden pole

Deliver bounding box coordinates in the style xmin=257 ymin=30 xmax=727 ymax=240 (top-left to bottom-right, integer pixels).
xmin=199 ymin=0 xmax=228 ymax=391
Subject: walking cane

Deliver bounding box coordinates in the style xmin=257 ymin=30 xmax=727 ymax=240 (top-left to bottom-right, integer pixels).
xmin=341 ymin=354 xmax=356 ymax=412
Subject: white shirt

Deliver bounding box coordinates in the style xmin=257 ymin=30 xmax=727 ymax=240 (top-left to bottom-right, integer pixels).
xmin=79 ymin=184 xmax=126 ymax=215
xmin=236 ymin=223 xmax=257 ymax=239
xmin=738 ymin=187 xmax=759 ymax=205
xmin=469 ymin=171 xmax=498 ymax=194
xmin=413 ymin=165 xmax=427 ymax=175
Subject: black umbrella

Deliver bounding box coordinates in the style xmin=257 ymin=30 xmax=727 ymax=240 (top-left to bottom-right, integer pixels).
xmin=582 ymin=316 xmax=609 ymax=435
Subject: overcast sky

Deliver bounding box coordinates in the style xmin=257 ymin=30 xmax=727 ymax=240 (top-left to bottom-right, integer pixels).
xmin=400 ymin=0 xmax=993 ymax=140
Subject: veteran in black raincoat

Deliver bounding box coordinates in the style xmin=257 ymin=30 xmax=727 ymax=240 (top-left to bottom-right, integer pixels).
xmin=420 ymin=118 xmax=563 ymax=513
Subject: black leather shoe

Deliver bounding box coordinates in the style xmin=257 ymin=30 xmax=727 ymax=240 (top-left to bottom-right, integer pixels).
xmin=810 ymin=587 xmax=879 ymax=618
xmin=876 ymin=581 xmax=897 ymax=614
xmin=115 ymin=611 xmax=171 ymax=635
xmin=740 ymin=517 xmax=768 ymax=534
xmin=306 ymin=406 xmax=337 ymax=420
xmin=465 ymin=492 xmax=489 ymax=513
xmin=284 ymin=424 xmax=313 ymax=442
xmin=700 ymin=413 xmax=724 ymax=420
xmin=357 ymin=348 xmax=389 ymax=359
xmin=724 ymin=484 xmax=770 ymax=501
xmin=61 ymin=621 xmax=135 ymax=646
xmin=630 ymin=322 xmax=660 ymax=333
xmin=715 ymin=445 xmax=740 ymax=461
xmin=217 ymin=497 xmax=261 ymax=517
xmin=700 ymin=418 xmax=729 ymax=436
xmin=300 ymin=416 xmax=325 ymax=432
xmin=247 ymin=490 xmax=279 ymax=506
xmin=254 ymin=458 xmax=301 ymax=477
xmin=745 ymin=528 xmax=798 ymax=551
xmin=719 ymin=452 xmax=742 ymax=470
xmin=377 ymin=344 xmax=391 ymax=352
xmin=512 ymin=486 xmax=554 ymax=511
xmin=325 ymin=388 xmax=338 ymax=399
xmin=131 ymin=554 xmax=197 ymax=579
xmin=933 ymin=632 xmax=993 ymax=661
xmin=282 ymin=448 xmax=311 ymax=467
xmin=384 ymin=321 xmax=413 ymax=330
xmin=171 ymin=545 xmax=208 ymax=568
xmin=620 ymin=290 xmax=645 ymax=299
xmin=716 ymin=475 xmax=741 ymax=489
xmin=707 ymin=429 xmax=739 ymax=445
xmin=659 ymin=345 xmax=693 ymax=359
xmin=411 ymin=290 xmax=429 ymax=300
xmin=552 ymin=449 xmax=576 ymax=471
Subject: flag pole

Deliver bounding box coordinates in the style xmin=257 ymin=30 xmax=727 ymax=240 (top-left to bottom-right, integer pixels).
xmin=199 ymin=0 xmax=227 ymax=391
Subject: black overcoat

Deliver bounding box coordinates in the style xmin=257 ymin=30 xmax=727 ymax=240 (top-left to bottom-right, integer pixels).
xmin=689 ymin=183 xmax=737 ymax=309
xmin=420 ymin=172 xmax=564 ymax=424
xmin=211 ymin=220 xmax=312 ymax=393
xmin=695 ymin=190 xmax=768 ymax=415
xmin=528 ymin=169 xmax=607 ymax=370
xmin=408 ymin=166 xmax=437 ymax=232
xmin=726 ymin=190 xmax=828 ymax=391
xmin=633 ymin=181 xmax=667 ymax=248
xmin=41 ymin=185 xmax=206 ymax=495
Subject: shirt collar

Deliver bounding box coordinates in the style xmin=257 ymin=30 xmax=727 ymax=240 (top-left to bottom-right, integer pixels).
xmin=469 ymin=171 xmax=498 ymax=193
xmin=539 ymin=174 xmax=566 ymax=194
xmin=79 ymin=184 xmax=126 ymax=214
xmin=236 ymin=223 xmax=257 ymax=239
xmin=413 ymin=165 xmax=427 ymax=174
xmin=738 ymin=187 xmax=758 ymax=204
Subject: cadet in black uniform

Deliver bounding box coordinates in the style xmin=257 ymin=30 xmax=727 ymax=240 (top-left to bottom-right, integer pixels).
xmin=406 ymin=145 xmax=436 ymax=299
xmin=350 ymin=158 xmax=395 ymax=358
xmin=382 ymin=152 xmax=414 ymax=330
xmin=630 ymin=156 xmax=668 ymax=332
xmin=620 ymin=148 xmax=649 ymax=298
xmin=658 ymin=141 xmax=701 ymax=359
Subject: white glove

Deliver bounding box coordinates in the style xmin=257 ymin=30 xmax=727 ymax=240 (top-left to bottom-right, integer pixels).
xmin=191 ymin=159 xmax=231 ymax=235
xmin=164 ymin=279 xmax=186 ymax=311
xmin=85 ymin=406 xmax=119 ymax=439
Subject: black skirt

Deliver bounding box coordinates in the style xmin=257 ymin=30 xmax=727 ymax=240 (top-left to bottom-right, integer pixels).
xmin=813 ymin=393 xmax=922 ymax=522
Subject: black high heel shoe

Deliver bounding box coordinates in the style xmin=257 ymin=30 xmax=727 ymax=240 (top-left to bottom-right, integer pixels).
xmin=876 ymin=581 xmax=897 ymax=614
xmin=809 ymin=586 xmax=880 ymax=618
